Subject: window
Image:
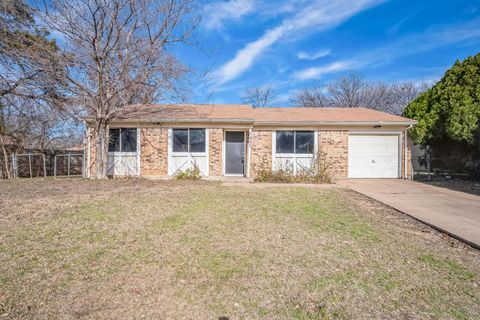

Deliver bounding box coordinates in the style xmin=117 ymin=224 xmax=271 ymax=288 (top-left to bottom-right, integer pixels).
xmin=108 ymin=128 xmax=137 ymax=152
xmin=276 ymin=130 xmax=314 ymax=154
xmin=173 ymin=129 xmax=188 ymax=152
xmin=276 ymin=131 xmax=294 ymax=153
xmin=172 ymin=128 xmax=206 ymax=153
xmin=189 ymin=128 xmax=206 ymax=153
xmin=295 ymin=131 xmax=314 ymax=154
xmin=108 ymin=129 xmax=120 ymax=152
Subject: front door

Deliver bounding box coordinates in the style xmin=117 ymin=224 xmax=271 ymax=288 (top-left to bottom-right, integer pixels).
xmin=225 ymin=131 xmax=245 ymax=175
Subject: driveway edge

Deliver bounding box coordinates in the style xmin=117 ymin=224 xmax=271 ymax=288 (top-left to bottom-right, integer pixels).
xmin=346 ymin=187 xmax=480 ymax=251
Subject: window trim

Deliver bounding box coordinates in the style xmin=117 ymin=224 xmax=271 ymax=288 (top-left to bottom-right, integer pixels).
xmin=168 ymin=128 xmax=209 ymax=176
xmin=108 ymin=128 xmax=138 ymax=153
xmin=275 ymin=130 xmax=315 ymax=155
xmin=172 ymin=128 xmax=206 ymax=154
xmin=106 ymin=127 xmax=141 ymax=177
xmin=272 ymin=130 xmax=318 ymax=175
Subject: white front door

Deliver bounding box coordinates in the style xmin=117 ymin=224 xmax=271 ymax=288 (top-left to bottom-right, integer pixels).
xmin=348 ymin=134 xmax=400 ymax=178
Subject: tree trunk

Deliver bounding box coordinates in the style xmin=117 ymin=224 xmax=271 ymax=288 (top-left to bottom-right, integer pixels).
xmin=0 ymin=135 xmax=11 ymax=179
xmin=94 ymin=121 xmax=109 ymax=179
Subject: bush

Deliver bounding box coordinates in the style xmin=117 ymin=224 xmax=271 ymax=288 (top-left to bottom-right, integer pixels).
xmin=174 ymin=166 xmax=202 ymax=180
xmin=253 ymin=156 xmax=332 ymax=184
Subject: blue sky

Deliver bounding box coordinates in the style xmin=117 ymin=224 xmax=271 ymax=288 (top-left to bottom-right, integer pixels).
xmin=181 ymin=0 xmax=480 ymax=105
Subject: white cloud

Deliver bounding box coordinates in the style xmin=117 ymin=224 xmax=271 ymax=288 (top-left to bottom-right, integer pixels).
xmin=297 ymin=49 xmax=331 ymax=60
xmin=293 ymin=60 xmax=361 ymax=80
xmin=213 ymin=0 xmax=382 ymax=84
xmin=292 ymin=17 xmax=480 ymax=81
xmin=203 ymin=0 xmax=255 ymax=30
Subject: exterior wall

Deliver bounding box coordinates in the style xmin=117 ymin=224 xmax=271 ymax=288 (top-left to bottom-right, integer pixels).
xmin=209 ymin=128 xmax=223 ymax=176
xmin=85 ymin=124 xmax=413 ymax=180
xmin=248 ymin=130 xmax=272 ymax=177
xmin=402 ymin=133 xmax=413 ymax=179
xmin=318 ymin=130 xmax=349 ymax=179
xmin=140 ymin=128 xmax=168 ymax=176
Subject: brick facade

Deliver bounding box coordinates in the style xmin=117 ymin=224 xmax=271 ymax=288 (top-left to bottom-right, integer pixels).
xmin=86 ymin=126 xmax=413 ymax=180
xmin=248 ymin=130 xmax=272 ymax=177
xmin=209 ymin=128 xmax=223 ymax=176
xmin=317 ymin=130 xmax=349 ymax=179
xmin=401 ymin=134 xmax=413 ymax=179
xmin=140 ymin=128 xmax=168 ymax=176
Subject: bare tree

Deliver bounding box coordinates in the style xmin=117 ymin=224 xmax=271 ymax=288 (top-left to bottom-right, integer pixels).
xmin=242 ymin=85 xmax=275 ymax=108
xmin=40 ymin=0 xmax=199 ymax=178
xmin=293 ymin=73 xmax=432 ymax=114
xmin=1 ymin=0 xmax=69 ymax=178
xmin=326 ymin=73 xmax=366 ymax=108
xmin=388 ymin=81 xmax=432 ymax=115
xmin=0 ymin=0 xmax=66 ymax=103
xmin=292 ymin=86 xmax=328 ymax=108
xmin=357 ymin=80 xmax=432 ymax=114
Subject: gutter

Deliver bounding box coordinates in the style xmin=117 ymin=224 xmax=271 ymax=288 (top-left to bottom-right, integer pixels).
xmin=254 ymin=120 xmax=417 ymax=126
xmin=85 ymin=119 xmax=417 ymax=127
xmin=83 ymin=118 xmax=256 ymax=124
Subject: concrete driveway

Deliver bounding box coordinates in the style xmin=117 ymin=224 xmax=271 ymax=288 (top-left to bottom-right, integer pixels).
xmin=339 ymin=179 xmax=480 ymax=249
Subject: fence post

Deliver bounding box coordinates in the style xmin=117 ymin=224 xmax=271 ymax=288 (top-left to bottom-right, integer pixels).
xmin=28 ymin=153 xmax=32 ymax=178
xmin=426 ymin=145 xmax=431 ymax=181
xmin=42 ymin=154 xmax=46 ymax=177
xmin=67 ymin=154 xmax=71 ymax=177
xmin=54 ymin=155 xmax=57 ymax=178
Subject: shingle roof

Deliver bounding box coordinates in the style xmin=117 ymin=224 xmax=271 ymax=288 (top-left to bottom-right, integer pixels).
xmin=111 ymin=104 xmax=416 ymax=125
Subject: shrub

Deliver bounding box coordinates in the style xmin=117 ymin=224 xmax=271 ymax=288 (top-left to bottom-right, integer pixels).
xmin=253 ymin=155 xmax=332 ymax=184
xmin=174 ymin=166 xmax=202 ymax=180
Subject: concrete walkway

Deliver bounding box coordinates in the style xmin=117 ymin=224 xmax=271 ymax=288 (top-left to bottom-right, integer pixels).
xmin=339 ymin=179 xmax=480 ymax=249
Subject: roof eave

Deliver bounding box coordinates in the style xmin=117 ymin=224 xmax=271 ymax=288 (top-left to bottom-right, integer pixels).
xmin=253 ymin=120 xmax=417 ymax=126
xmin=84 ymin=118 xmax=417 ymax=126
xmin=99 ymin=118 xmax=256 ymax=124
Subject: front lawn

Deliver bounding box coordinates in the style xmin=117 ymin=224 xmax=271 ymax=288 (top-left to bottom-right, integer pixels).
xmin=0 ymin=179 xmax=479 ymax=319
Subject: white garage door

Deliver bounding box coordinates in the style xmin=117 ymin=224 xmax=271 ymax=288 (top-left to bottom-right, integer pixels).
xmin=348 ymin=134 xmax=400 ymax=178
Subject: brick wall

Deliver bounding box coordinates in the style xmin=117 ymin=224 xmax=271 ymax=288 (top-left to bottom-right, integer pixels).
xmin=249 ymin=130 xmax=272 ymax=177
xmin=401 ymin=134 xmax=413 ymax=179
xmin=209 ymin=128 xmax=223 ymax=176
xmin=86 ymin=126 xmax=412 ymax=180
xmin=318 ymin=130 xmax=349 ymax=179
xmin=140 ymin=128 xmax=168 ymax=176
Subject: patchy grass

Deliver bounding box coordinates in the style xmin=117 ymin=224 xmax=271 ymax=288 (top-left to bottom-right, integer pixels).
xmin=419 ymin=254 xmax=476 ymax=280
xmin=0 ymin=179 xmax=479 ymax=319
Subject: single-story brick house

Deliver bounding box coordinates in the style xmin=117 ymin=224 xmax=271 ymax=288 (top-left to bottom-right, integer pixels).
xmin=85 ymin=104 xmax=416 ymax=179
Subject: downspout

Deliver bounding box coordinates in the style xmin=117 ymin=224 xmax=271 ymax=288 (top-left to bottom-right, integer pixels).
xmin=247 ymin=128 xmax=252 ymax=178
xmin=404 ymin=125 xmax=413 ymax=180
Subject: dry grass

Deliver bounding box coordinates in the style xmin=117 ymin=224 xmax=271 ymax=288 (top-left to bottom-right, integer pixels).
xmin=0 ymin=179 xmax=479 ymax=319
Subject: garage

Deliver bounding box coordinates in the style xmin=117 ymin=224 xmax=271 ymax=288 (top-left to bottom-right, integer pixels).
xmin=348 ymin=134 xmax=400 ymax=178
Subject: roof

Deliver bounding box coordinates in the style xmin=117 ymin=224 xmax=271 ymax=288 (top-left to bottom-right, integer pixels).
xmin=105 ymin=104 xmax=416 ymax=126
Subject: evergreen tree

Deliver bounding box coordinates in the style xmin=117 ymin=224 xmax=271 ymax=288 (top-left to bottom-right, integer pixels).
xmin=403 ymin=53 xmax=480 ymax=177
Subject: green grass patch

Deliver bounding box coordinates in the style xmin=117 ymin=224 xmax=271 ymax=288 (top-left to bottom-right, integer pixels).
xmin=419 ymin=254 xmax=476 ymax=280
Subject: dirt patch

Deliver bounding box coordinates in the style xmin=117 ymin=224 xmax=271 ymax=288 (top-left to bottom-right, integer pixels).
xmin=416 ymin=176 xmax=480 ymax=196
